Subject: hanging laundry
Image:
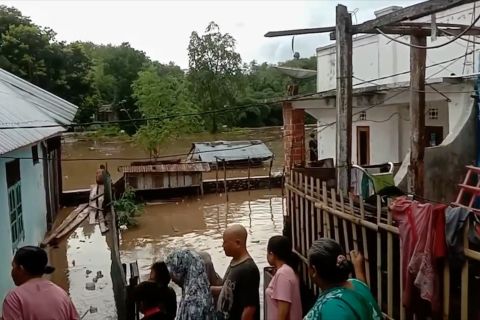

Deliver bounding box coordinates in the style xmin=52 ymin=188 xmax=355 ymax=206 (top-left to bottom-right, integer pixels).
xmin=445 ymin=206 xmax=470 ymax=268
xmin=389 ymin=197 xmax=447 ymax=316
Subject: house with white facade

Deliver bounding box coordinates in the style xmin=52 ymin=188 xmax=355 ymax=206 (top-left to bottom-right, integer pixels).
xmin=0 ymin=69 xmax=77 ymax=307
xmin=291 ymin=3 xmax=480 ymax=201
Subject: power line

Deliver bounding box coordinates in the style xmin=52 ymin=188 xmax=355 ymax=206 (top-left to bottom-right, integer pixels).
xmin=375 ymin=13 xmax=480 ymax=50
xmin=0 ymin=101 xmax=285 ymax=129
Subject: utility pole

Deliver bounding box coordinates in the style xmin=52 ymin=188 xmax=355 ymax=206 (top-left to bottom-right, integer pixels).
xmin=408 ymin=35 xmax=427 ymax=197
xmin=335 ymin=4 xmax=353 ymax=194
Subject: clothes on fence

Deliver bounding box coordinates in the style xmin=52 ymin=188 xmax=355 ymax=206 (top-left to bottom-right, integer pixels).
xmin=445 ymin=206 xmax=470 ymax=268
xmin=390 ymin=197 xmax=446 ymax=316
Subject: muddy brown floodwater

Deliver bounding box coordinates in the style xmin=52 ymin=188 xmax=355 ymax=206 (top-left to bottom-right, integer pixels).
xmin=61 ymin=128 xmax=285 ymax=190
xmin=120 ymin=189 xmax=285 ymax=317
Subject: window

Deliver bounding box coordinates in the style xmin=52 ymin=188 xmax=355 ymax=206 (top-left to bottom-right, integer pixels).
xmin=358 ymin=111 xmax=367 ymax=121
xmin=6 ymin=159 xmax=24 ymax=250
xmin=32 ymin=145 xmax=39 ymax=164
xmin=428 ymin=108 xmax=439 ymax=120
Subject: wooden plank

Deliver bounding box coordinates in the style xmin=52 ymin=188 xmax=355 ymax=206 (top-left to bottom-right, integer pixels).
xmin=408 ymin=35 xmax=427 ymax=196
xmin=88 ymin=185 xmax=97 ymax=224
xmin=42 ymin=203 xmax=88 ymax=245
xmin=354 ymin=0 xmax=476 ymax=34
xmin=335 ymin=4 xmax=353 ymax=194
xmin=330 ymin=25 xmax=480 ymax=39
xmin=299 ymin=173 xmax=306 ymax=256
xmin=265 ymin=26 xmax=336 ymax=37
xmin=316 ymin=179 xmax=322 ymax=239
xmin=98 ymin=210 xmax=109 ymax=234
xmin=55 ymin=207 xmax=90 ymax=240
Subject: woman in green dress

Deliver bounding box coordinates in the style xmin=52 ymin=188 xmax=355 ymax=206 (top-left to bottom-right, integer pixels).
xmin=304 ymin=238 xmax=382 ymax=320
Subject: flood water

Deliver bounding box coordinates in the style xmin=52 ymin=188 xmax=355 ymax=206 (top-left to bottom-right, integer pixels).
xmin=121 ymin=189 xmax=284 ymax=316
xmin=53 ymin=128 xmax=288 ymax=319
xmin=61 ymin=127 xmax=284 ymax=190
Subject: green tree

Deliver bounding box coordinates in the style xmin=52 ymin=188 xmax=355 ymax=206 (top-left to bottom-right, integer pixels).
xmin=188 ymin=22 xmax=242 ymax=133
xmin=132 ymin=65 xmax=201 ymax=157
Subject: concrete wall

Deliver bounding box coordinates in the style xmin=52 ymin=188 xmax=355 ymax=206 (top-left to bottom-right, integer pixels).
xmin=0 ymin=143 xmax=48 ymax=310
xmin=394 ymin=83 xmax=476 ymax=201
xmin=316 ymin=3 xmax=480 ymax=92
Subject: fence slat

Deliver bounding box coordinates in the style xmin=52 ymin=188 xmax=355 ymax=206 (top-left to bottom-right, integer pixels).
xmin=310 ymin=176 xmax=316 ymax=250
xmin=349 ymin=195 xmax=359 ymax=252
xmin=387 ymin=205 xmax=393 ymax=316
xmin=339 ymin=191 xmax=350 ymax=254
xmin=461 ymin=219 xmax=469 ymax=320
xmin=360 ymin=197 xmax=371 ymax=286
xmin=299 ymin=173 xmax=306 ymax=257
xmin=376 ymin=196 xmax=383 ymax=310
xmin=322 ymin=182 xmax=331 ymax=238
xmin=330 ymin=188 xmax=340 ymax=241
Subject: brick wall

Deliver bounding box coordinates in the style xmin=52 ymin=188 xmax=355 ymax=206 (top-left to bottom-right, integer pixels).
xmin=283 ymin=100 xmax=305 ymax=171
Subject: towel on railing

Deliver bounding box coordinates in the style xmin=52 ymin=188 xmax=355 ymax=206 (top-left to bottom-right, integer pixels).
xmin=389 ymin=197 xmax=446 ymax=316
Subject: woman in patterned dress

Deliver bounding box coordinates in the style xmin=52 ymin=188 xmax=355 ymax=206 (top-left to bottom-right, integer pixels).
xmin=304 ymin=239 xmax=382 ymax=320
xmin=165 ymin=249 xmax=215 ymax=320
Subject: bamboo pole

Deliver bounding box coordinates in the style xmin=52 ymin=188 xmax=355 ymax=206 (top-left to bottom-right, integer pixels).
xmin=299 ymin=173 xmax=306 ymax=256
xmin=322 ymin=182 xmax=331 ymax=238
xmin=461 ymin=219 xmax=469 ymax=320
xmin=340 ymin=191 xmax=350 ymax=254
xmin=331 ymin=188 xmax=340 ymax=241
xmin=442 ymin=264 xmax=449 ymax=320
xmin=376 ymin=196 xmax=383 ymax=309
xmin=387 ymin=205 xmax=393 ymax=316
xmin=316 ymin=179 xmax=322 ymax=240
xmin=294 ymin=172 xmax=301 ymax=253
xmin=310 ymin=176 xmax=316 ymax=250
xmin=349 ymin=195 xmax=359 ymax=251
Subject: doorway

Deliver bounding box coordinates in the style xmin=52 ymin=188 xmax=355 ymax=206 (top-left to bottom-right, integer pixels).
xmin=357 ymin=126 xmax=370 ymax=166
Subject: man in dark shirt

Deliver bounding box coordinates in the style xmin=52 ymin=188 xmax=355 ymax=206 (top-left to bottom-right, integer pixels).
xmin=211 ymin=224 xmax=260 ymax=320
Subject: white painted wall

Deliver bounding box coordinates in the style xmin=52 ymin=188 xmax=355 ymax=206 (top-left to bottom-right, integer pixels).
xmin=0 ymin=143 xmax=48 ymax=311
xmin=317 ymin=3 xmax=480 ymax=92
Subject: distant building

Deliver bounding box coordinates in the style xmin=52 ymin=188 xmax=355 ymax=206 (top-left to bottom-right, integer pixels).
xmin=0 ymin=68 xmax=78 ymax=307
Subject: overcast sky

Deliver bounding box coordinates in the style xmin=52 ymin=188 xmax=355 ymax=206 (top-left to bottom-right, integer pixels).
xmin=2 ymin=0 xmax=420 ymax=68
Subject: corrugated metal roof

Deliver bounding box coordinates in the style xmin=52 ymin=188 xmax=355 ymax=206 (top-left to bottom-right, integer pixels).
xmin=0 ymin=68 xmax=78 ymax=155
xmin=120 ymin=162 xmax=211 ymax=173
xmin=189 ymin=140 xmax=273 ymax=163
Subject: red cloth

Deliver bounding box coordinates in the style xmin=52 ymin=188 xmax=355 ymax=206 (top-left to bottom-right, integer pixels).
xmin=389 ymin=197 xmax=446 ymax=315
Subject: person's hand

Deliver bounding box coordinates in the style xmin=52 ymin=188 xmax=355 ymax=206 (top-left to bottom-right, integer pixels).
xmin=350 ymin=250 xmax=364 ymax=269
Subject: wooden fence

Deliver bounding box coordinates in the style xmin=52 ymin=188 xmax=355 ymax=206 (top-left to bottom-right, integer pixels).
xmin=285 ymin=169 xmax=480 ymax=320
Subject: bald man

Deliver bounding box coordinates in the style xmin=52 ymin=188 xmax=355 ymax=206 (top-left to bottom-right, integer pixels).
xmin=211 ymin=224 xmax=260 ymax=320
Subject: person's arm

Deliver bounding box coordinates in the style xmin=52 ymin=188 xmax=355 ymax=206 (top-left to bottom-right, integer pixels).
xmin=277 ymin=301 xmax=291 ymax=320
xmin=350 ymin=250 xmax=367 ymax=284
xmin=241 ymin=306 xmax=257 ymax=320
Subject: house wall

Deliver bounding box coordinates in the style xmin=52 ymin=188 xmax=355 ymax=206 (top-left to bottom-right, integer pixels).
xmin=0 ymin=143 xmax=48 ymax=309
xmin=317 ymin=3 xmax=480 ymax=92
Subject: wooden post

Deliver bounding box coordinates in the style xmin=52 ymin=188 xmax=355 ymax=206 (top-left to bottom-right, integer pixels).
xmin=215 ymin=158 xmax=219 ymax=193
xmin=335 ymin=4 xmax=353 ymax=195
xmin=247 ymin=157 xmax=251 ymax=194
xmin=223 ymin=159 xmax=228 ymax=201
xmin=408 ymin=35 xmax=427 ymax=196
xmin=268 ymin=157 xmax=274 ymax=189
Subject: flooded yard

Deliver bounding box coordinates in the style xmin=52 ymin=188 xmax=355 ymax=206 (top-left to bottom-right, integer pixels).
xmin=121 ymin=188 xmax=284 ymax=315
xmin=61 ymin=128 xmax=285 ymax=190
xmin=52 ymin=128 xmax=287 ymax=319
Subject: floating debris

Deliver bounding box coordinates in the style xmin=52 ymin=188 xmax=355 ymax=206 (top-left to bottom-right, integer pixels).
xmin=85 ymin=282 xmax=96 ymax=291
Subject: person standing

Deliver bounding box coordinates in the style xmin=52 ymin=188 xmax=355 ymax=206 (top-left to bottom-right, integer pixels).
xmin=165 ymin=249 xmax=215 ymax=320
xmin=149 ymin=261 xmax=177 ymax=320
xmin=2 ymin=246 xmax=79 ymax=320
xmin=303 ymin=239 xmax=382 ymax=320
xmin=265 ymin=235 xmax=302 ymax=320
xmin=134 ymin=281 xmax=171 ymax=320
xmin=211 ymin=224 xmax=260 ymax=320
xmin=308 ymin=133 xmax=318 ymax=162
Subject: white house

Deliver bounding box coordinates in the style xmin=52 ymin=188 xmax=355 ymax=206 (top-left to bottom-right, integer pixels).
xmin=0 ymin=69 xmax=77 ymax=308
xmin=292 ymin=3 xmax=480 ymax=201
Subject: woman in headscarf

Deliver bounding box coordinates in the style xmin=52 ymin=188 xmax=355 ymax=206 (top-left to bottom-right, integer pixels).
xmin=165 ymin=249 xmax=215 ymax=320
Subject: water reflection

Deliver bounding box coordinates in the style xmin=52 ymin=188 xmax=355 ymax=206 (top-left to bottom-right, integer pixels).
xmin=120 ymin=189 xmax=285 ymax=313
